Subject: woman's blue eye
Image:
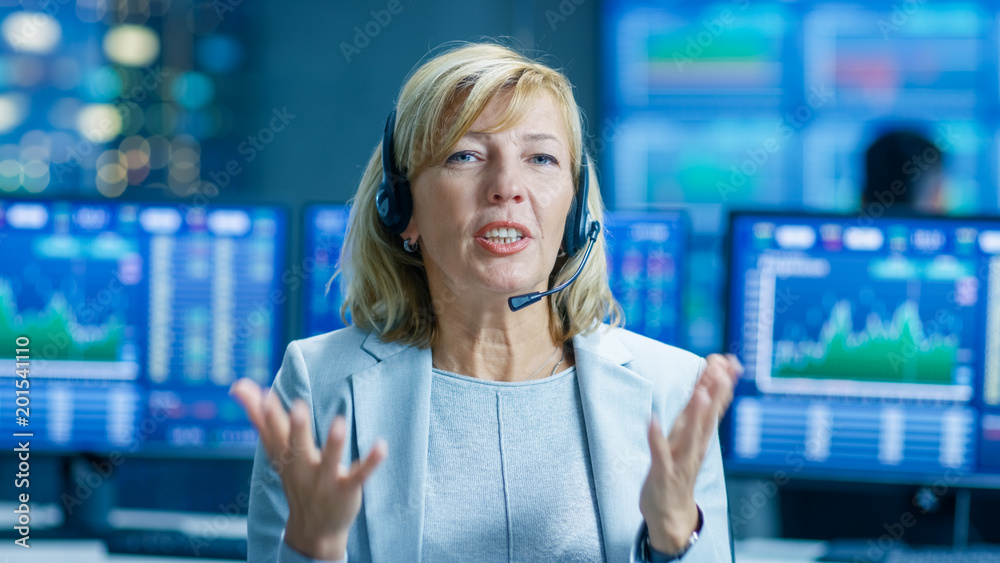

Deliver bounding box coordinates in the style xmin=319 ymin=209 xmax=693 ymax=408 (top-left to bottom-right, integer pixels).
xmin=448 ymin=152 xmax=475 ymax=163
xmin=532 ymin=154 xmax=556 ymax=165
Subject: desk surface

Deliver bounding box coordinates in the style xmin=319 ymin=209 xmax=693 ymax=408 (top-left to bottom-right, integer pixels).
xmin=0 ymin=539 xmax=237 ymax=563
xmin=0 ymin=538 xmax=828 ymax=563
xmin=736 ymin=538 xmax=828 ymax=562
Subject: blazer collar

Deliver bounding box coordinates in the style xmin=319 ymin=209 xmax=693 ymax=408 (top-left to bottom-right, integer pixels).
xmin=352 ymin=326 xmax=651 ymax=563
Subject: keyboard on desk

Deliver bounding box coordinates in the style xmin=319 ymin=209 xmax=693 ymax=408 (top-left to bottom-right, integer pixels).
xmin=882 ymin=546 xmax=1000 ymax=563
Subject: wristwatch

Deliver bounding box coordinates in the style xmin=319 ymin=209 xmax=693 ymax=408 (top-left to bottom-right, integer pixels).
xmin=638 ymin=504 xmax=703 ymax=562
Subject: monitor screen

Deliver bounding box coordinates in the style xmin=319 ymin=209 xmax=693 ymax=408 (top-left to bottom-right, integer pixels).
xmin=802 ymin=3 xmax=990 ymax=114
xmin=0 ymin=199 xmax=287 ymax=456
xmin=302 ymin=204 xmax=350 ymax=338
xmin=724 ymin=211 xmax=1000 ymax=487
xmin=605 ymin=210 xmax=687 ymax=347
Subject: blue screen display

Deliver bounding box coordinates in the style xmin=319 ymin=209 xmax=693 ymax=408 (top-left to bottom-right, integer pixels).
xmin=0 ymin=199 xmax=287 ymax=455
xmin=605 ymin=211 xmax=687 ymax=346
xmin=302 ymin=204 xmax=350 ymax=338
xmin=725 ymin=212 xmax=1000 ymax=486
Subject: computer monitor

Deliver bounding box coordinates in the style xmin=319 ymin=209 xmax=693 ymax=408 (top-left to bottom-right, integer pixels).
xmin=605 ymin=210 xmax=687 ymax=347
xmin=724 ymin=211 xmax=1000 ymax=487
xmin=302 ymin=204 xmax=350 ymax=338
xmin=0 ymin=199 xmax=288 ymax=456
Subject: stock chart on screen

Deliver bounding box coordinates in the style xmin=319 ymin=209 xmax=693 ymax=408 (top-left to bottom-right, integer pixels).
xmin=725 ymin=212 xmax=1000 ymax=486
xmin=0 ymin=199 xmax=287 ymax=455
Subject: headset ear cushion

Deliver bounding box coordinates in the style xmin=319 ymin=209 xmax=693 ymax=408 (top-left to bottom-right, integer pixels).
xmin=377 ymin=179 xmax=394 ymax=225
xmin=377 ymin=109 xmax=413 ymax=235
xmin=393 ymin=176 xmax=413 ymax=233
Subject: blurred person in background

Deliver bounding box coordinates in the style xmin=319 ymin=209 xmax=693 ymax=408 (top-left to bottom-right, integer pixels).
xmin=860 ymin=129 xmax=946 ymax=215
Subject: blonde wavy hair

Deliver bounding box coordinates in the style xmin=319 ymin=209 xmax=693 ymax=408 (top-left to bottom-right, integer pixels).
xmin=332 ymin=41 xmax=622 ymax=348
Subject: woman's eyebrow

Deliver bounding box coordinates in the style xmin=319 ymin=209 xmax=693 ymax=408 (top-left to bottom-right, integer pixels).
xmin=522 ymin=132 xmax=561 ymax=144
xmin=462 ymin=131 xmax=563 ymax=145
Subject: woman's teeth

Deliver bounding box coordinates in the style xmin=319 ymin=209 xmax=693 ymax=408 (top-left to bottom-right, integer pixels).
xmin=483 ymin=227 xmax=524 ymax=244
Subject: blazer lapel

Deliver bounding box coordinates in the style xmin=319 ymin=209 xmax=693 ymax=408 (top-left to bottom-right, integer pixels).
xmin=352 ymin=332 xmax=433 ymax=563
xmin=574 ymin=328 xmax=654 ymax=563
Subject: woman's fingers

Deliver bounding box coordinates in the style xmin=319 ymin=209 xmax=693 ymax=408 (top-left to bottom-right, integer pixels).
xmin=344 ymin=439 xmax=388 ymax=489
xmin=318 ymin=416 xmax=348 ymax=480
xmin=725 ymin=353 xmax=745 ymax=384
xmin=231 ymin=378 xmax=387 ymax=492
xmin=230 ymin=378 xmax=273 ymax=450
xmin=261 ymin=386 xmax=293 ymax=461
xmin=647 ymin=413 xmax=670 ymax=470
xmin=668 ymin=355 xmax=738 ymax=471
xmin=288 ymin=399 xmax=320 ymax=466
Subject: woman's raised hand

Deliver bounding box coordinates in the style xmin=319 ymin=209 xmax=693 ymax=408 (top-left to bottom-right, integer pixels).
xmin=230 ymin=378 xmax=388 ymax=561
xmin=639 ymin=353 xmax=743 ymax=554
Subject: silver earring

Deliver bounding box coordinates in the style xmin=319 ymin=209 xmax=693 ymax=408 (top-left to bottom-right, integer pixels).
xmin=403 ymin=238 xmax=419 ymax=253
xmin=557 ymin=247 xmax=567 ymax=257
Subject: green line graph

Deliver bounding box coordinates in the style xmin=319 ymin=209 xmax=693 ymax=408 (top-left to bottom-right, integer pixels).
xmin=774 ymin=299 xmax=958 ymax=385
xmin=0 ymin=279 xmax=125 ymax=362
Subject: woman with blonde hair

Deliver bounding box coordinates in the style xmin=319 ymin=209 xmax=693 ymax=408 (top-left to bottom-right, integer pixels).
xmin=232 ymin=41 xmax=741 ymax=562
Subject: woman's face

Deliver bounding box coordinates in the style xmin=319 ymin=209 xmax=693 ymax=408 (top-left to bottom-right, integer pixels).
xmin=402 ymin=91 xmax=576 ymax=302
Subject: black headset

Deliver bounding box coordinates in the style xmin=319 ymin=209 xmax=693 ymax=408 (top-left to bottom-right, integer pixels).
xmin=375 ymin=109 xmax=598 ymax=257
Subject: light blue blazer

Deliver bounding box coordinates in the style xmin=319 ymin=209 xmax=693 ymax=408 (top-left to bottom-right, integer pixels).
xmin=247 ymin=324 xmax=733 ymax=562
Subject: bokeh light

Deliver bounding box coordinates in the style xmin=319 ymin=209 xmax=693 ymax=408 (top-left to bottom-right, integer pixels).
xmin=172 ymin=71 xmax=214 ymax=109
xmin=0 ymin=158 xmax=21 ymax=192
xmin=168 ymin=134 xmax=201 ymax=195
xmin=0 ymin=94 xmax=28 ymax=134
xmin=1 ymin=0 xmax=243 ymax=197
xmin=120 ymin=135 xmax=151 ymax=184
xmin=77 ymin=103 xmax=123 ymax=142
xmin=84 ymin=66 xmax=124 ymax=102
xmin=76 ymin=0 xmax=109 ymax=24
xmin=96 ymin=149 xmax=128 ymax=197
xmin=22 ymin=158 xmax=49 ymax=193
xmin=1 ymin=12 xmax=62 ymax=54
xmin=103 ymin=24 xmax=160 ymax=67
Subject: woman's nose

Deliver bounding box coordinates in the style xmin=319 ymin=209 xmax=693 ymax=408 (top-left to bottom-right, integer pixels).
xmin=487 ymin=158 xmax=525 ymax=204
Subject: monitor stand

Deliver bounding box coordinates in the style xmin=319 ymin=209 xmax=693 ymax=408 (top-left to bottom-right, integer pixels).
xmin=61 ymin=454 xmax=117 ymax=536
xmin=953 ymin=488 xmax=971 ymax=548
xmin=819 ymin=487 xmax=975 ymax=562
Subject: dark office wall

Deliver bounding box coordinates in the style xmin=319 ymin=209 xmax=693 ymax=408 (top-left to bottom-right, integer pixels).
xmin=243 ymin=0 xmax=600 ymax=206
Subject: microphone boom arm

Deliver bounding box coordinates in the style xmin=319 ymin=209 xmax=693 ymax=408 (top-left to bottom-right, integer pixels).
xmin=507 ymin=221 xmax=601 ymax=312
